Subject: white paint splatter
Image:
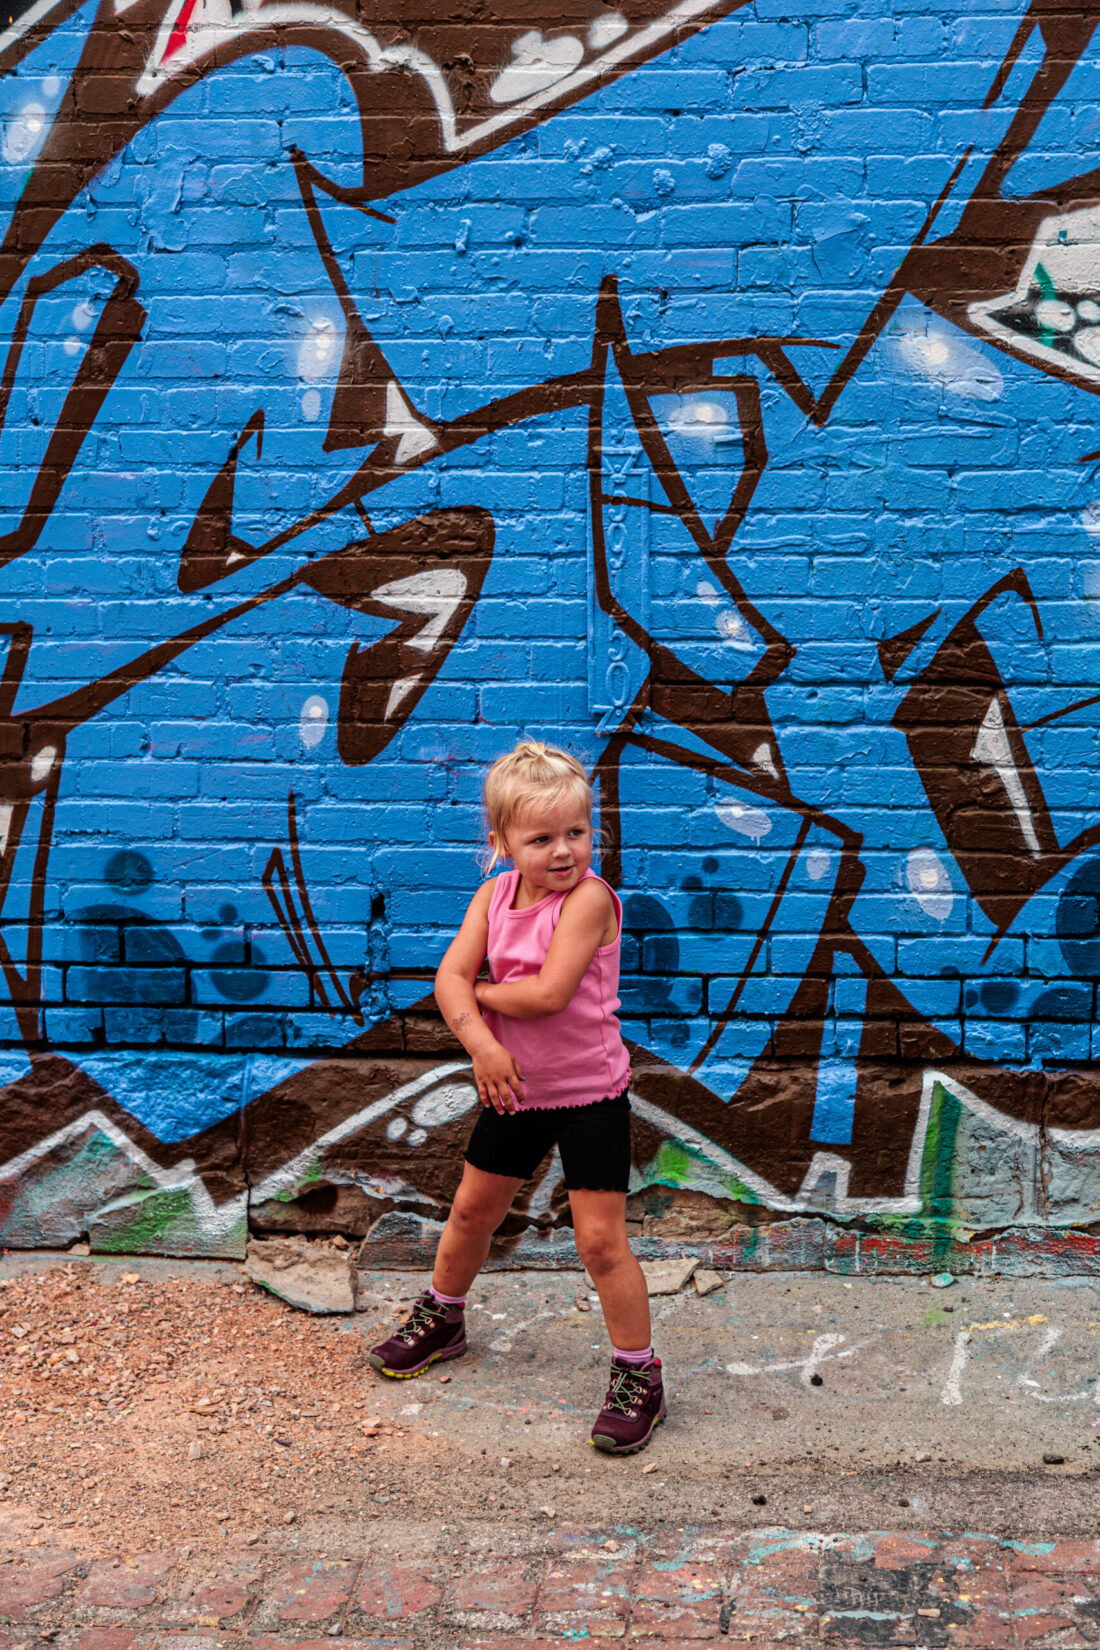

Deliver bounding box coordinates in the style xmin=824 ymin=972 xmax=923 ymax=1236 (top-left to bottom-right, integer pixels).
xmin=3 ymin=103 xmax=46 ymax=166
xmin=806 ymin=849 xmax=831 ymax=883
xmin=906 ymin=848 xmax=953 ymax=920
xmin=716 ymin=609 xmax=753 ymax=650
xmin=411 ymin=1082 xmax=479 ymax=1128
xmin=29 ymin=745 xmax=56 ymax=786
xmin=669 ymin=398 xmax=728 ymax=439
xmin=299 ymin=696 xmax=328 ymax=749
xmin=297 ymin=318 xmax=338 ymax=383
xmin=716 ymin=799 xmax=771 ymax=843
xmin=894 ymin=323 xmax=1003 ymax=402
xmin=300 ymin=388 xmax=322 ymax=424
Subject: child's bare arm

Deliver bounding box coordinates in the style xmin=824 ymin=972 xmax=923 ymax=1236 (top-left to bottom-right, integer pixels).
xmin=434 ymin=883 xmax=525 ymax=1112
xmin=475 ymin=879 xmax=613 ymax=1020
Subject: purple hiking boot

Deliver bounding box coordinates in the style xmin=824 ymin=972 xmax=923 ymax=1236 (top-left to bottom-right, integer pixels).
xmin=590 ymin=1354 xmax=666 ymax=1454
xmin=367 ymin=1290 xmax=467 ymax=1379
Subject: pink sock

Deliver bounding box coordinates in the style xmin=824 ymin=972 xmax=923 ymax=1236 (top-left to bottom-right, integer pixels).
xmin=613 ymin=1345 xmax=654 ymax=1365
xmin=429 ymin=1285 xmax=466 ymax=1308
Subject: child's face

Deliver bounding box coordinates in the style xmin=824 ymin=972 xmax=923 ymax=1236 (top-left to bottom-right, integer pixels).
xmin=493 ymin=791 xmax=593 ymax=901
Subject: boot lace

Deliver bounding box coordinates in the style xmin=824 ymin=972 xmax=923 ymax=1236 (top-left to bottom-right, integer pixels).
xmin=399 ymin=1292 xmax=448 ymax=1346
xmin=603 ymin=1362 xmax=648 ymax=1418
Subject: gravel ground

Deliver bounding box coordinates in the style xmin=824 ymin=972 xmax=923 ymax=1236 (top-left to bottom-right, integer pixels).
xmin=1 ymin=1253 xmax=1099 ymax=1569
xmin=0 ymin=1255 xmax=416 ymax=1555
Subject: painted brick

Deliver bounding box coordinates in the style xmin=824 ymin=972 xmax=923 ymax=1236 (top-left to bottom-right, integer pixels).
xmin=535 ymin=1556 xmax=632 ymax=1636
xmin=447 ymin=1561 xmax=539 ymax=1625
xmin=0 ymin=0 xmax=1094 ymax=1268
xmin=353 ymin=1565 xmax=442 ymax=1620
xmin=0 ymin=1550 xmax=79 ymax=1618
xmin=256 ymin=1560 xmax=357 ymax=1626
xmin=76 ymin=1553 xmax=181 ymax=1610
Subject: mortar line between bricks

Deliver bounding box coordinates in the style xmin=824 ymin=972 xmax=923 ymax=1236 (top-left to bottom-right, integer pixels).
xmin=536 ymin=1545 xmax=552 ymax=1633
xmin=334 ymin=1551 xmax=367 ymax=1637
xmin=625 ymin=1541 xmax=644 ymax=1640
xmin=1003 ymin=1554 xmax=1027 ymax=1650
xmin=237 ymin=1559 xmax=265 ymax=1637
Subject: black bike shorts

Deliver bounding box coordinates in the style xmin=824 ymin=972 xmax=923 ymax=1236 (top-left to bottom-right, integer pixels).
xmin=463 ymin=1086 xmax=631 ymax=1192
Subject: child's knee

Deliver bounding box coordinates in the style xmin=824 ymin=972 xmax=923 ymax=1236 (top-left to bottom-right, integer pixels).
xmin=450 ymin=1192 xmax=503 ymax=1240
xmin=576 ymin=1225 xmax=629 ymax=1276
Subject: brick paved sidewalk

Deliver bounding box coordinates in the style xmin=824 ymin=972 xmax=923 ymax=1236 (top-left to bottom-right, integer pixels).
xmin=2 ymin=1524 xmax=1099 ymax=1648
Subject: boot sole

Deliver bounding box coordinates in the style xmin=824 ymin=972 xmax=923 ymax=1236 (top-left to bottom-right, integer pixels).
xmin=367 ymin=1337 xmax=467 ymax=1380
xmin=590 ymin=1397 xmax=667 ymax=1456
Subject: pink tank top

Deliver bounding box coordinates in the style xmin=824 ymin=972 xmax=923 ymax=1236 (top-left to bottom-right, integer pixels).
xmin=481 ymin=868 xmax=631 ymax=1112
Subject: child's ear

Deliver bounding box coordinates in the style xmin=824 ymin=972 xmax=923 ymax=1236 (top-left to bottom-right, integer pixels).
xmin=489 ymin=830 xmax=505 ymax=861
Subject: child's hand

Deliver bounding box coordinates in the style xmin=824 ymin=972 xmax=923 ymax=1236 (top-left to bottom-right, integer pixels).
xmin=472 ymin=1043 xmax=525 ymax=1114
xmin=474 ymin=979 xmax=492 ymax=1008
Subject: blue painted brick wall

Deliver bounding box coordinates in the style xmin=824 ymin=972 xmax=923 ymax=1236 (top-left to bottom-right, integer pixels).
xmin=0 ymin=0 xmax=1096 ymax=1252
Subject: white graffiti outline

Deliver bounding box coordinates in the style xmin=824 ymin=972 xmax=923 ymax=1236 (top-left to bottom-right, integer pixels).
xmin=1016 ymin=1324 xmax=1100 ymax=1406
xmin=2 ymin=1064 xmax=1096 ymax=1245
xmin=0 ymin=1061 xmax=469 ymax=1242
xmin=635 ymin=1061 xmax=1100 ymax=1223
xmin=0 ymin=0 xmax=73 ymax=59
xmin=941 ymin=1317 xmax=1100 ymax=1407
xmin=726 ymin=1331 xmax=867 ymax=1385
xmin=135 ymin=2 xmax=456 ymax=120
xmin=133 ymin=0 xmax=731 ymax=157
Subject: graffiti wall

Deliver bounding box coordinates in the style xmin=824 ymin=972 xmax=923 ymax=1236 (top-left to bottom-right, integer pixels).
xmin=0 ymin=0 xmax=1097 ymax=1266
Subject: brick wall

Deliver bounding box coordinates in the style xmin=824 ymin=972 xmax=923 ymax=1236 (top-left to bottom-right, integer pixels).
xmin=0 ymin=0 xmax=1096 ymax=1267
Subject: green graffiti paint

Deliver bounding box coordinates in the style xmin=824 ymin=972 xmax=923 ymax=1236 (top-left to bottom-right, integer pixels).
xmin=919 ymin=1081 xmax=962 ymax=1215
xmin=918 ymin=1080 xmax=963 ymax=1266
xmin=1034 ymin=261 xmax=1058 ymax=348
xmin=91 ymin=1187 xmax=199 ymax=1252
xmin=645 ymin=1140 xmax=761 ymax=1205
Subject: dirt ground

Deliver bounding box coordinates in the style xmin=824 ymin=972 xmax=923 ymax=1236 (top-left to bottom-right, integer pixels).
xmin=2 ymin=1251 xmax=1100 ymax=1575
xmin=0 ymin=1256 xmax=426 ymax=1557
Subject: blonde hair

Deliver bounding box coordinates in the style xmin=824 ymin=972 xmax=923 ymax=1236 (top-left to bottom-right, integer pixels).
xmin=483 ymin=741 xmax=592 ymax=873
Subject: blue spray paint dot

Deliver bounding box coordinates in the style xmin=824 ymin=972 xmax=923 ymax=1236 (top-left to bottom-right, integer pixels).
xmin=1057 ymin=856 xmax=1100 ymax=976
xmin=210 ymin=942 xmax=270 ymax=1003
xmin=104 ymin=850 xmax=152 ymax=893
xmin=980 ymin=981 xmax=1019 ymax=1014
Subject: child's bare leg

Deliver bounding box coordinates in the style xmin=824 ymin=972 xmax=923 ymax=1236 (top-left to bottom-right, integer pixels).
xmin=432 ymin=1164 xmax=523 ymax=1298
xmin=569 ymin=1189 xmax=651 ymax=1350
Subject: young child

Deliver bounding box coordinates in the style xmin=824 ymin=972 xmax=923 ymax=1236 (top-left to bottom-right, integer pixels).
xmin=368 ymin=740 xmax=665 ymax=1455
